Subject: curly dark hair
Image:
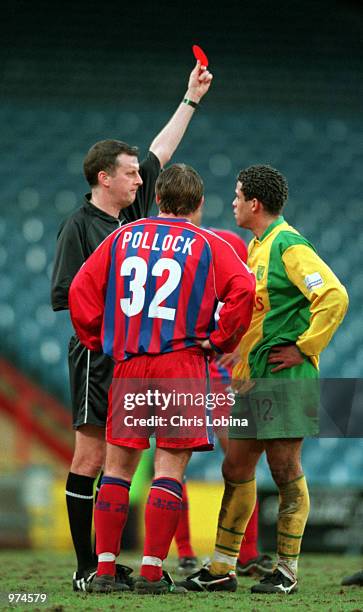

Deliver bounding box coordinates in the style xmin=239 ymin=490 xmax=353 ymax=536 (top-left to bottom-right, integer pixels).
xmin=83 ymin=139 xmax=139 ymax=187
xmin=237 ymin=165 xmax=288 ymax=215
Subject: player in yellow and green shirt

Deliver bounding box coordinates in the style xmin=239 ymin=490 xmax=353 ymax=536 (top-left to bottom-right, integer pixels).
xmin=179 ymin=165 xmax=348 ymax=596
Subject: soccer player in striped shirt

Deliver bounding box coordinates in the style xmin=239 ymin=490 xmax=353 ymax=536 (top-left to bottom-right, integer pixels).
xmin=52 ymin=59 xmax=213 ymax=593
xmin=69 ymin=163 xmax=255 ymax=594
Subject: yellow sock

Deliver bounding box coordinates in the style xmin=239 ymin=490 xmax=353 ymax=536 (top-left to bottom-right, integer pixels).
xmin=210 ymin=478 xmax=256 ymax=575
xmin=277 ymin=475 xmax=310 ymax=574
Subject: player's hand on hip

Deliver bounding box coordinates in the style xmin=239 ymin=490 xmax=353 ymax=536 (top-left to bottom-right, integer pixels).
xmin=186 ymin=61 xmax=213 ymax=102
xmin=197 ymin=338 xmax=216 ymax=360
xmin=200 ymin=339 xmax=212 ymax=351
xmin=268 ymin=344 xmax=305 ymax=372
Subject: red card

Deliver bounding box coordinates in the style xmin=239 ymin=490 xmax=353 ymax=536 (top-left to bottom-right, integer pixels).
xmin=192 ymin=45 xmax=209 ymax=67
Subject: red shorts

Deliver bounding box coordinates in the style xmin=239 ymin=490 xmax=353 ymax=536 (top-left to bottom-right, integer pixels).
xmin=209 ymin=357 xmax=232 ymax=383
xmin=106 ymin=348 xmax=214 ymax=451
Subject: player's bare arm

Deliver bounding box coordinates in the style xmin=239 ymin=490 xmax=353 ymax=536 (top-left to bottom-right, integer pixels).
xmin=149 ymin=61 xmax=213 ymax=167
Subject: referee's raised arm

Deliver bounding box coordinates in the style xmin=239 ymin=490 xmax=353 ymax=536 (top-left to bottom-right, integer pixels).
xmin=149 ymin=61 xmax=213 ymax=168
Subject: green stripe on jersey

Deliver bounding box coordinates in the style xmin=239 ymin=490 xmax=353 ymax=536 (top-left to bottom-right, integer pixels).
xmin=249 ymin=229 xmax=315 ymax=378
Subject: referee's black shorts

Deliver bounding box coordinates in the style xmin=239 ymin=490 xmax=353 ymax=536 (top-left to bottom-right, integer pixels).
xmin=68 ymin=335 xmax=113 ymax=429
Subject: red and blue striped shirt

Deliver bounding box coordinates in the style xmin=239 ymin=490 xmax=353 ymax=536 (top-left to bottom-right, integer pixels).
xmin=69 ymin=217 xmax=255 ymax=362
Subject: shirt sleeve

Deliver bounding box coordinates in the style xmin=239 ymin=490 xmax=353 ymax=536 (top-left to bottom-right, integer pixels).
xmin=209 ymin=240 xmax=256 ymax=353
xmin=282 ymin=244 xmax=349 ymax=357
xmin=51 ymin=216 xmax=87 ymax=311
xmin=68 ymin=235 xmax=114 ymax=351
xmin=121 ymin=151 xmax=161 ymax=223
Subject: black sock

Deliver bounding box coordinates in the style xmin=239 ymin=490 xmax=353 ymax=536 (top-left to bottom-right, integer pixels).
xmin=66 ymin=472 xmax=96 ymax=573
xmin=92 ymin=471 xmax=104 ymax=563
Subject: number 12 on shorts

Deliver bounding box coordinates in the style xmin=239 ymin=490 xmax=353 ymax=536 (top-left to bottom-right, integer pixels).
xmin=120 ymin=256 xmax=182 ymax=321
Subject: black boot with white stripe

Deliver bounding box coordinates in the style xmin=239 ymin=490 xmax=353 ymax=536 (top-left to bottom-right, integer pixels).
xmin=176 ymin=567 xmax=237 ymax=592
xmin=72 ymin=568 xmax=97 ymax=592
xmin=73 ymin=564 xmax=134 ymax=592
xmin=251 ymin=568 xmax=298 ymax=594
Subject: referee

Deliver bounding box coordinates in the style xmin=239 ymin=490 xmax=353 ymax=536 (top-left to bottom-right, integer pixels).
xmin=51 ymin=60 xmax=213 ymax=592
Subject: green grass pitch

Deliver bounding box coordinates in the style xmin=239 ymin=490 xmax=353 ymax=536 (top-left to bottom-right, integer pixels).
xmin=0 ymin=551 xmax=362 ymax=611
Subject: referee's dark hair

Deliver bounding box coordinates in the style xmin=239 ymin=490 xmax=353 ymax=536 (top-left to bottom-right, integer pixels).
xmin=83 ymin=140 xmax=139 ymax=187
xmin=237 ymin=165 xmax=288 ymax=215
xmin=156 ymin=163 xmax=204 ymax=215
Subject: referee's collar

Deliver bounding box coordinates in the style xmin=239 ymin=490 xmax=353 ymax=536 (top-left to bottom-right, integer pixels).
xmin=83 ymin=194 xmax=123 ymax=223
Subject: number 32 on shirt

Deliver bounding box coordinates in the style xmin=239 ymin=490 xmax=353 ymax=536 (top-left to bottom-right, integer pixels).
xmin=120 ymin=256 xmax=181 ymax=321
